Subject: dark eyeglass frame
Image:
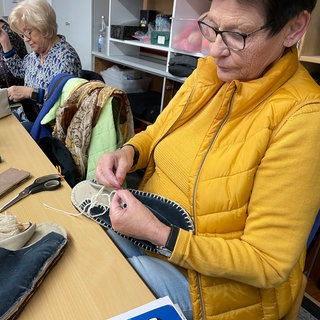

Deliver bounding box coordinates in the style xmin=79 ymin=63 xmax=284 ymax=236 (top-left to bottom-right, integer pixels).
xmin=197 ymin=15 xmax=271 ymax=51
xmin=18 ymin=29 xmax=34 ymax=40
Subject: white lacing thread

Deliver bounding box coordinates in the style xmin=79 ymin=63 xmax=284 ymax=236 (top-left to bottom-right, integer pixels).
xmin=42 ymin=203 xmax=83 ymax=216
xmin=85 ymin=186 xmax=115 ymax=217
xmin=43 ymin=186 xmax=117 ymax=219
xmin=0 ymin=212 xmax=25 ymax=240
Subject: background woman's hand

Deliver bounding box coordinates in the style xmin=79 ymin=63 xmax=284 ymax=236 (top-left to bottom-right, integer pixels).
xmin=95 ymin=145 xmax=135 ymax=188
xmin=7 ymin=86 xmax=33 ymax=102
xmin=0 ymin=27 xmax=12 ymax=52
xmin=110 ymin=189 xmax=171 ymax=247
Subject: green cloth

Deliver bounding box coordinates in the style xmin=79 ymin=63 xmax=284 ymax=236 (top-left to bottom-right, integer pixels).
xmin=41 ymin=78 xmax=87 ymax=125
xmin=86 ymin=97 xmax=124 ymax=180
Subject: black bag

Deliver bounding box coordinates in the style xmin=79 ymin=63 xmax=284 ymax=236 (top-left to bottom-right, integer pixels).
xmin=168 ymin=54 xmax=198 ymax=77
xmin=127 ymin=91 xmax=161 ymax=123
xmin=38 ymin=136 xmax=81 ymax=187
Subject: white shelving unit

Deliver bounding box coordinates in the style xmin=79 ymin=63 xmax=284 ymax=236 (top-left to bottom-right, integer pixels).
xmin=92 ymin=0 xmax=212 ymax=111
xmin=92 ymin=0 xmax=320 ymax=113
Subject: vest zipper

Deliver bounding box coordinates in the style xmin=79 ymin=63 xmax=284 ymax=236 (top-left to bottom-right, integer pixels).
xmin=193 ymin=86 xmax=237 ymax=319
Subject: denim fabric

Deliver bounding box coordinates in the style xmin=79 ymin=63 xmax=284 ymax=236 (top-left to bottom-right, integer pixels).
xmin=21 ymin=120 xmax=34 ymax=133
xmin=11 ymin=106 xmax=27 ymax=122
xmin=0 ymin=232 xmax=67 ymax=319
xmin=12 ymin=107 xmax=33 ymax=132
xmin=107 ymin=229 xmax=193 ymax=320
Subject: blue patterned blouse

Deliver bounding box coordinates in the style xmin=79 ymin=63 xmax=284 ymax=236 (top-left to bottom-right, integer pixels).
xmin=4 ymin=35 xmax=82 ymax=104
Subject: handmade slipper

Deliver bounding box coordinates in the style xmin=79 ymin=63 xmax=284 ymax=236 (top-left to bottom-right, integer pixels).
xmin=0 ymin=222 xmax=68 ymax=320
xmin=71 ymin=180 xmax=193 ymax=254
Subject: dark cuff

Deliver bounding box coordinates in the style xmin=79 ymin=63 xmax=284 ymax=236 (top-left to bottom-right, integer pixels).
xmin=38 ymin=88 xmax=45 ymax=104
xmin=3 ymin=49 xmax=16 ymax=58
xmin=165 ymin=225 xmax=180 ymax=252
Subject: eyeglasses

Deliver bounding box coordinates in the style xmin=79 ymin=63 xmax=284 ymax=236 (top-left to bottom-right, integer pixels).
xmin=198 ymin=15 xmax=270 ymax=51
xmin=18 ymin=29 xmax=33 ymax=40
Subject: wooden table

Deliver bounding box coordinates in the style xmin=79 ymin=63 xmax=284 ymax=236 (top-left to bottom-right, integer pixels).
xmin=0 ymin=115 xmax=154 ymax=320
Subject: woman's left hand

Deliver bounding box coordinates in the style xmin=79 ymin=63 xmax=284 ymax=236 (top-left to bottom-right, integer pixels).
xmin=110 ymin=189 xmax=171 ymax=247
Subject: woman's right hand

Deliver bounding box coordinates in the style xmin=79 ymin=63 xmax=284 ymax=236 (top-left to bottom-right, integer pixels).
xmin=95 ymin=145 xmax=136 ymax=189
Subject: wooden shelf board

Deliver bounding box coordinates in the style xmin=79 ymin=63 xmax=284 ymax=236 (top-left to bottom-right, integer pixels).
xmin=134 ymin=116 xmax=152 ymax=126
xmin=306 ymin=277 xmax=320 ymax=303
xmin=304 ymin=292 xmax=320 ymax=308
xmin=299 ymin=56 xmax=320 ymax=64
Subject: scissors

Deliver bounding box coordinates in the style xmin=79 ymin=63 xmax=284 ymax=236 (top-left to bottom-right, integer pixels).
xmin=0 ymin=173 xmax=61 ymax=213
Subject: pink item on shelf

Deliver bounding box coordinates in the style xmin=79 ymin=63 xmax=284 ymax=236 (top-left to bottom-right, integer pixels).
xmin=171 ymin=19 xmax=203 ymax=53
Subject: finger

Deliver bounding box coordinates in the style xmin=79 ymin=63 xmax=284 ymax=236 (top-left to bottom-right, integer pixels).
xmin=102 ymin=167 xmax=121 ymax=188
xmin=99 ymin=153 xmax=123 ymax=187
xmin=95 ymin=164 xmax=120 ymax=188
xmin=114 ymin=155 xmax=131 ymax=186
xmin=115 ymin=189 xmax=132 ymax=203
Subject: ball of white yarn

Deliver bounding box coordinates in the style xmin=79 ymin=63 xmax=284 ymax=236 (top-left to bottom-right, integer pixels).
xmin=0 ymin=213 xmax=23 ymax=239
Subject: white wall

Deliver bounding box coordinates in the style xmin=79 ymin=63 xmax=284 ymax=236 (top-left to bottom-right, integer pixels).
xmin=0 ymin=0 xmax=4 ymax=17
xmin=51 ymin=0 xmax=92 ymax=70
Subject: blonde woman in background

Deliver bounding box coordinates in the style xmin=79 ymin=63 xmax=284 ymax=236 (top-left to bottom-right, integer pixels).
xmin=0 ymin=0 xmax=82 ymax=132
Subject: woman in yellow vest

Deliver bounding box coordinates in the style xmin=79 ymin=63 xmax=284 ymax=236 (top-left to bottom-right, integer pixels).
xmin=95 ymin=0 xmax=320 ymax=319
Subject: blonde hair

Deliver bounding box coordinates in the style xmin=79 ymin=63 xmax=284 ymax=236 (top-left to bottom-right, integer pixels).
xmin=9 ymin=0 xmax=57 ymax=39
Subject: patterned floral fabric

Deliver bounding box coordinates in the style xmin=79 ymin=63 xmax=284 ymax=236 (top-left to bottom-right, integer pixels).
xmin=53 ymin=81 xmax=134 ymax=180
xmin=0 ymin=20 xmax=27 ymax=88
xmin=4 ymin=35 xmax=82 ymax=102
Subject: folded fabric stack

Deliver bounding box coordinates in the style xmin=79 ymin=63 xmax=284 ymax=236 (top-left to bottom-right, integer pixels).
xmin=0 ymin=213 xmax=68 ymax=320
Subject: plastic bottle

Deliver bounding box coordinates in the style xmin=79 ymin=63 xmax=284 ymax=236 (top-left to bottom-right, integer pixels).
xmin=98 ymin=16 xmax=107 ymax=53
